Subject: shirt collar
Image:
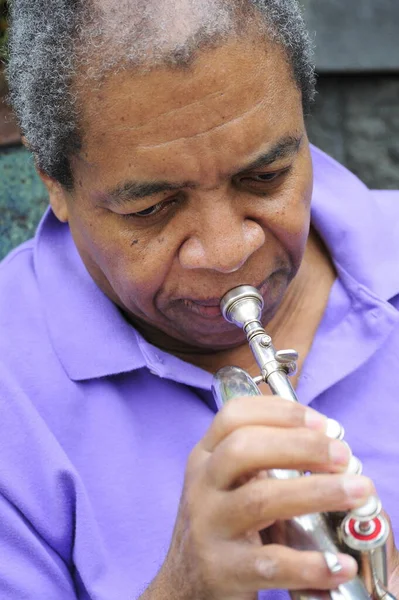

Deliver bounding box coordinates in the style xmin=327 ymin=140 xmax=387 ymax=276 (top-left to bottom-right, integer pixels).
xmin=35 ymin=146 xmax=399 ymax=382
xmin=35 ymin=210 xmax=146 ymax=381
xmin=297 ymin=146 xmax=399 ymax=404
xmin=35 ymin=210 xmax=214 ymax=388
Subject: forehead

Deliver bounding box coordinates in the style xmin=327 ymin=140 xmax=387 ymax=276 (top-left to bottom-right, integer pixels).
xmin=76 ymin=37 xmax=303 ymax=186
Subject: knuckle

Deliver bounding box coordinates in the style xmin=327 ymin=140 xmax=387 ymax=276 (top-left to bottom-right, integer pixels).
xmin=301 ymin=556 xmax=325 ymax=585
xmin=187 ymin=444 xmax=202 ymax=467
xmin=225 ymin=429 xmax=249 ymax=463
xmin=186 ymin=445 xmax=206 ymax=478
xmin=219 ymin=397 xmax=248 ymax=427
xmin=340 ymin=475 xmax=374 ymax=503
xmin=243 ymin=481 xmax=272 ymax=523
xmin=255 ymin=553 xmax=279 ymax=582
xmin=307 ymin=474 xmax=346 ymax=505
xmin=284 ymin=401 xmax=307 ymax=425
xmin=214 ymin=402 xmax=241 ymax=437
xmin=305 ymin=474 xmax=332 ymax=500
xmin=298 ymin=428 xmax=329 ymax=461
xmin=302 ymin=563 xmax=319 ymax=585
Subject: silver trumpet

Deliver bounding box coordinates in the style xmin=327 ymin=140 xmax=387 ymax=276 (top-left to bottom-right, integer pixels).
xmin=212 ymin=285 xmax=396 ymax=600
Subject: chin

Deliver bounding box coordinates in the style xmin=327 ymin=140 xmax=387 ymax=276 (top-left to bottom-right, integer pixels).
xmin=176 ymin=323 xmax=248 ymax=351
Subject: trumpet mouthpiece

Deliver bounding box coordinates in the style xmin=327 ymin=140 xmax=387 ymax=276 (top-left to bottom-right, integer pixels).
xmin=220 ymin=285 xmax=264 ymax=329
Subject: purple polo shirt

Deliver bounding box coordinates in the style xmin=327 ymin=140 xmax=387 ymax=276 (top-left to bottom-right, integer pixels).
xmin=0 ymin=145 xmax=399 ymax=599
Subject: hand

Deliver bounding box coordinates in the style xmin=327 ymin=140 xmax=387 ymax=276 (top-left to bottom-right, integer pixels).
xmin=145 ymin=396 xmax=375 ymax=600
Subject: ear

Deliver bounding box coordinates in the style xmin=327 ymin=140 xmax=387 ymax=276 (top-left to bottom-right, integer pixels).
xmin=38 ymin=171 xmax=70 ymax=223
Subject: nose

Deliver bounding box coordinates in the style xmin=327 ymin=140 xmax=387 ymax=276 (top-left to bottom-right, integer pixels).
xmin=178 ymin=207 xmax=265 ymax=273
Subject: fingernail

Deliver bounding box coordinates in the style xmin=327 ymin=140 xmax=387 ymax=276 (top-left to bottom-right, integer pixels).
xmin=326 ymin=419 xmax=345 ymax=440
xmin=305 ymin=409 xmax=327 ymax=431
xmin=329 ymin=440 xmax=351 ymax=465
xmin=334 ymin=554 xmax=358 ymax=578
xmin=342 ymin=475 xmax=373 ymax=500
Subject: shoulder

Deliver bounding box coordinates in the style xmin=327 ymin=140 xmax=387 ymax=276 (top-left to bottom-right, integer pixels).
xmin=0 ymin=238 xmax=46 ymax=352
xmin=0 ymin=232 xmax=67 ymax=423
xmin=0 ymin=360 xmax=93 ymax=595
xmin=0 ymin=237 xmax=47 ymax=351
xmin=0 ymin=237 xmax=36 ymax=281
xmin=310 ymin=146 xmax=399 ymax=302
xmin=0 ymin=238 xmax=39 ymax=308
xmin=311 ymin=145 xmax=399 ymax=207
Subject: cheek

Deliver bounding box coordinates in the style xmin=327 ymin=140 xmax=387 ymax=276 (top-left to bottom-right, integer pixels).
xmin=282 ymin=151 xmax=313 ymax=229
xmin=98 ymin=231 xmax=173 ymax=300
xmin=68 ymin=211 xmax=177 ymax=307
xmin=259 ymin=161 xmax=313 ymax=266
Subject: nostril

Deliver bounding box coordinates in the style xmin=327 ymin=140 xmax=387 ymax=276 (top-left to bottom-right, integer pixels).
xmin=214 ymin=256 xmax=247 ymax=274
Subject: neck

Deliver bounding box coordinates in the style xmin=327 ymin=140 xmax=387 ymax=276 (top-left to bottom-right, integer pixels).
xmin=267 ymin=226 xmax=335 ymax=340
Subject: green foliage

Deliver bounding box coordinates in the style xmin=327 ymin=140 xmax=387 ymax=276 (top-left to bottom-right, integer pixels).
xmin=0 ymin=0 xmax=9 ymax=62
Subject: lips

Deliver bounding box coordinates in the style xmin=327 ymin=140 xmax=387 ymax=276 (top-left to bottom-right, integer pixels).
xmin=179 ymin=276 xmax=271 ymax=319
xmin=184 ymin=298 xmax=223 ymax=307
xmin=182 ymin=299 xmax=223 ymax=318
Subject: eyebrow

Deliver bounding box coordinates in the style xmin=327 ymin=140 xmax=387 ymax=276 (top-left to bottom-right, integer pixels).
xmin=104 ymin=133 xmax=303 ymax=206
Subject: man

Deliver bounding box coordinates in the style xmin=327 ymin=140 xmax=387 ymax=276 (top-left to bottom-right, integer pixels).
xmin=1 ymin=0 xmax=399 ymax=598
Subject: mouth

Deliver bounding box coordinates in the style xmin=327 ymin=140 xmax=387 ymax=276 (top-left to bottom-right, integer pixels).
xmin=181 ymin=299 xmax=223 ymax=318
xmin=179 ymin=276 xmax=271 ymax=320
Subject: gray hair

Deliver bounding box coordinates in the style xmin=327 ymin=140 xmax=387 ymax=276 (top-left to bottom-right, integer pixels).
xmin=7 ymin=0 xmax=316 ymax=190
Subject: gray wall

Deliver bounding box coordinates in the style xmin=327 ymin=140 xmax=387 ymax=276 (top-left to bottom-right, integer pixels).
xmin=306 ymin=75 xmax=399 ymax=189
xmin=301 ymin=0 xmax=399 ymax=73
xmin=301 ymin=0 xmax=399 ymax=189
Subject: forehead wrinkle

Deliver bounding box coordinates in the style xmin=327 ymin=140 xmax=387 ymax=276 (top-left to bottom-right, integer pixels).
xmin=109 ymin=88 xmax=227 ymax=134
xmin=104 ymin=65 xmax=270 ymax=136
xmin=136 ymin=97 xmax=268 ymax=150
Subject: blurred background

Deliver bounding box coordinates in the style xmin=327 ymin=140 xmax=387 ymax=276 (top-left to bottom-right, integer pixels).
xmin=0 ymin=0 xmax=398 ymax=259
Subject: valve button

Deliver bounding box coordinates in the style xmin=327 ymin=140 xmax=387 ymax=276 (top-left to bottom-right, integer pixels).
xmin=275 ymin=350 xmax=299 ymax=364
xmin=350 ymin=496 xmax=381 ymax=521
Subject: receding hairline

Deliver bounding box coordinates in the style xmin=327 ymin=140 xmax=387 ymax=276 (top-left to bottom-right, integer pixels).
xmin=7 ymin=0 xmax=316 ymax=189
xmin=73 ymin=18 xmax=301 ymax=144
xmin=74 ymin=0 xmax=274 ymax=83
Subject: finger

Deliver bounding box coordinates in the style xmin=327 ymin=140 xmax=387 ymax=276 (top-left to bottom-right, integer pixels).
xmin=222 ymin=544 xmax=358 ymax=593
xmin=206 ymin=426 xmax=351 ymax=489
xmin=201 ymin=396 xmax=327 ymax=453
xmin=214 ymin=473 xmax=375 ymax=536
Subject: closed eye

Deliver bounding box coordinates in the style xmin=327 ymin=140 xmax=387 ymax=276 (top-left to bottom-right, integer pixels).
xmin=241 ymin=168 xmax=289 ymax=183
xmin=124 ymin=197 xmax=180 ymax=219
xmin=237 ymin=167 xmax=291 ymax=189
xmin=251 ymin=172 xmax=281 ymax=181
xmin=121 ymin=167 xmax=291 ymax=220
xmin=134 ymin=202 xmax=165 ymax=217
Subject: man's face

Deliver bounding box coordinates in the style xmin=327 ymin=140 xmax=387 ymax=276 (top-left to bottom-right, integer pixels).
xmin=54 ymin=37 xmax=313 ymax=350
